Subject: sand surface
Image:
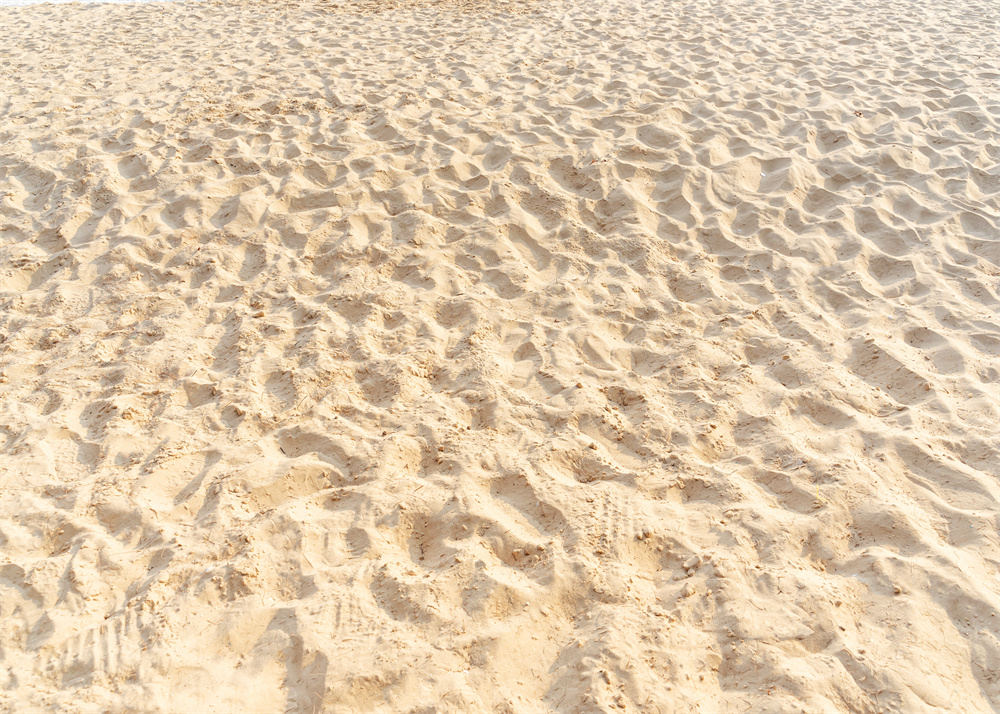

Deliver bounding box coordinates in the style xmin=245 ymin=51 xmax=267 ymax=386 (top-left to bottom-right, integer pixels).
xmin=2 ymin=0 xmax=1000 ymax=711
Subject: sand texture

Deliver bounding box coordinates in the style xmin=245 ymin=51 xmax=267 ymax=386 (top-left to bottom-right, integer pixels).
xmin=2 ymin=0 xmax=1000 ymax=711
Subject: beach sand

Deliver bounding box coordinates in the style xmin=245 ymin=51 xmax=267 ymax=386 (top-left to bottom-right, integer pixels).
xmin=2 ymin=0 xmax=1000 ymax=710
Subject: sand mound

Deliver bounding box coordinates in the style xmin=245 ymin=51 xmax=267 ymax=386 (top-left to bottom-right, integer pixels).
xmin=2 ymin=0 xmax=1000 ymax=710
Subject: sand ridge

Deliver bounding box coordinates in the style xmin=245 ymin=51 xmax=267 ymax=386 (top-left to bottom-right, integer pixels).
xmin=2 ymin=0 xmax=1000 ymax=711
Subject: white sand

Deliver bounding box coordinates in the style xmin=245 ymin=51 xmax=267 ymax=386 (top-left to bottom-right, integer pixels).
xmin=2 ymin=0 xmax=1000 ymax=711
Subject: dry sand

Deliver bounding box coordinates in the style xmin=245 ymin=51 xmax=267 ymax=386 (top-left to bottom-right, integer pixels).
xmin=2 ymin=0 xmax=1000 ymax=710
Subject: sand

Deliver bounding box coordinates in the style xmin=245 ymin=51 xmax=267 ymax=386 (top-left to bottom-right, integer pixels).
xmin=1 ymin=0 xmax=999 ymax=710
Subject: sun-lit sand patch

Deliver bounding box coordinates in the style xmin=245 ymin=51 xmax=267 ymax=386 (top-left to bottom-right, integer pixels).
xmin=2 ymin=0 xmax=999 ymax=710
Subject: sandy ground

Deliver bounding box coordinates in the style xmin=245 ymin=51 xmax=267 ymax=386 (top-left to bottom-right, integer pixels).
xmin=1 ymin=0 xmax=1000 ymax=711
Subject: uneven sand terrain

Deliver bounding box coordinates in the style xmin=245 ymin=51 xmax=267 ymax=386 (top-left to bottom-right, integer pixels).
xmin=2 ymin=0 xmax=1000 ymax=711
